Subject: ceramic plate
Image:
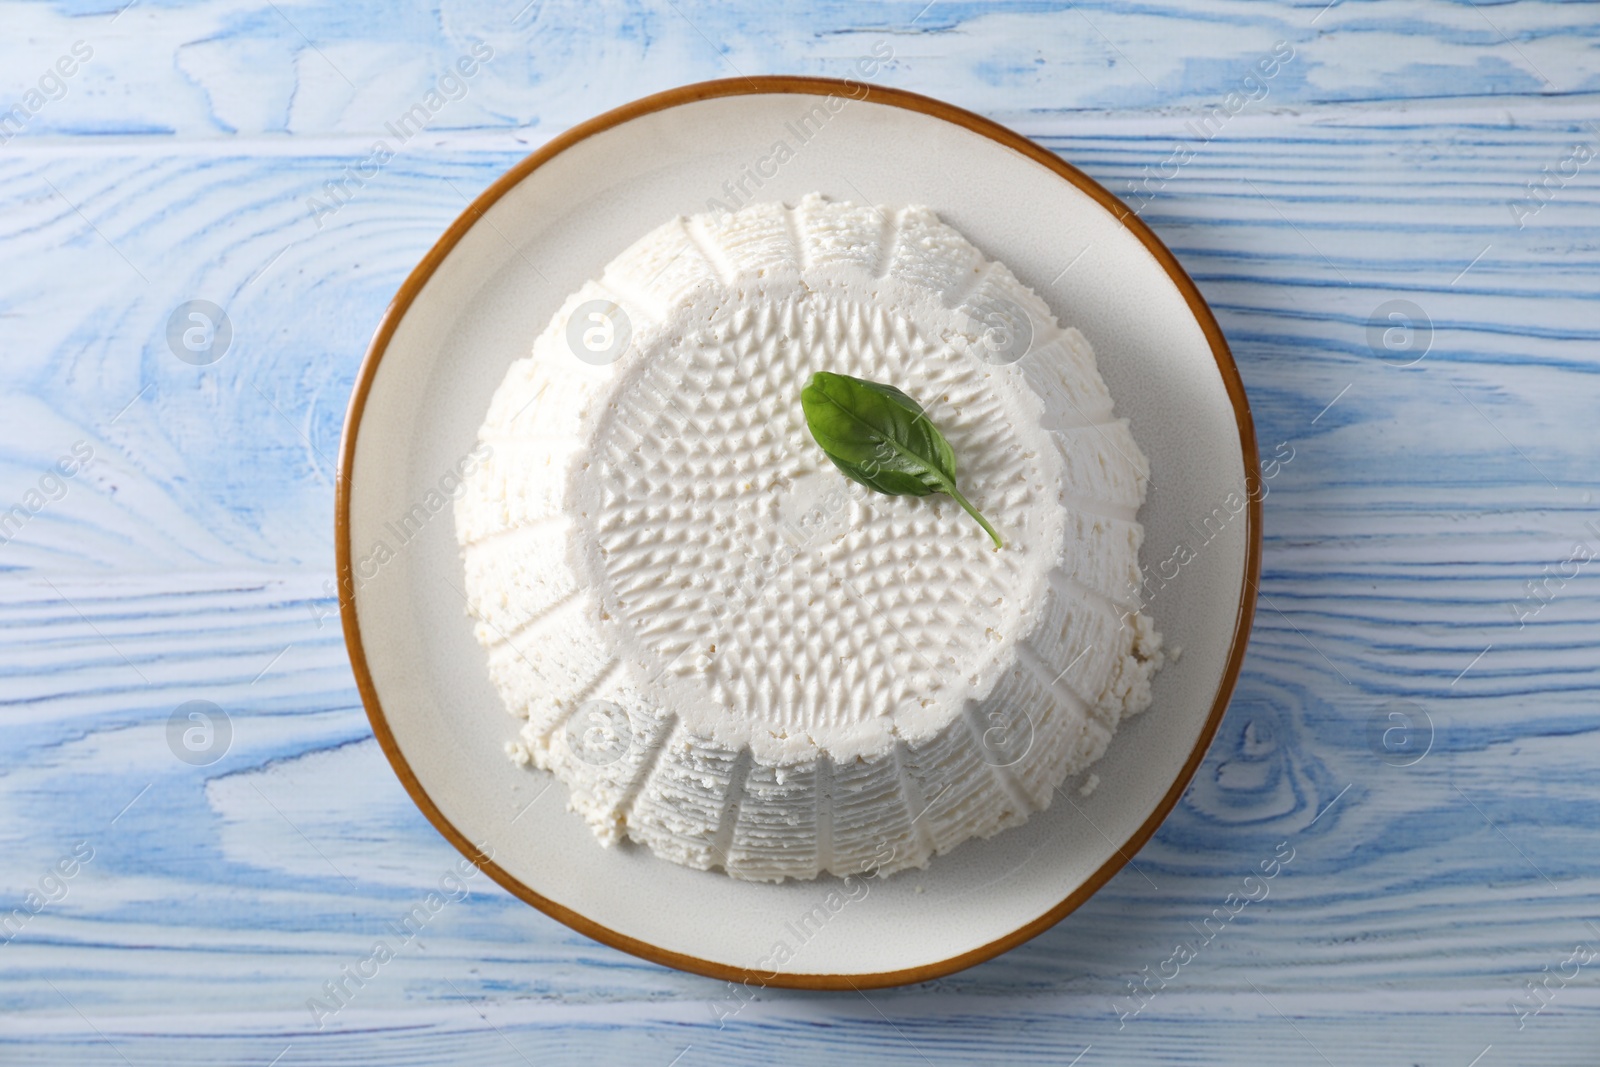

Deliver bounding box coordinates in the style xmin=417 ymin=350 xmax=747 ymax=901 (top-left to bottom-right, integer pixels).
xmin=338 ymin=77 xmax=1260 ymax=988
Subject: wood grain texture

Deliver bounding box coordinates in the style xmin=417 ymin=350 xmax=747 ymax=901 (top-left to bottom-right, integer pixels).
xmin=2 ymin=0 xmax=1598 ymax=1063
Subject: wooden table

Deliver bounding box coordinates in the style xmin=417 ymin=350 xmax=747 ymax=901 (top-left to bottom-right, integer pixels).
xmin=4 ymin=2 xmax=1596 ymax=1063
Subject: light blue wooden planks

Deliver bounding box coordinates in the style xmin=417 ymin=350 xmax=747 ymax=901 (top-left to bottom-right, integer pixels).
xmin=3 ymin=0 xmax=1600 ymax=1063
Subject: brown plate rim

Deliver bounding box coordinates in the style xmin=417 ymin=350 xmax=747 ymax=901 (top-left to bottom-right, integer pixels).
xmin=336 ymin=74 xmax=1262 ymax=991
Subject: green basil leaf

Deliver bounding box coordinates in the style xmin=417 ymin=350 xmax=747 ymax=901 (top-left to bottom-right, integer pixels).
xmin=800 ymin=371 xmax=1002 ymax=548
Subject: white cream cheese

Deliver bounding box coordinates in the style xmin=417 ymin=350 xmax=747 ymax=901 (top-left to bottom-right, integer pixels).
xmin=456 ymin=195 xmax=1162 ymax=882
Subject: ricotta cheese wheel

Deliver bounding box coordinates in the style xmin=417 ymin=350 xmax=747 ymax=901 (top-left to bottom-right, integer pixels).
xmin=456 ymin=194 xmax=1162 ymax=882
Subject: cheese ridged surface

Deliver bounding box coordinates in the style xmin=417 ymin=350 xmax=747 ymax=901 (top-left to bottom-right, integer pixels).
xmin=458 ymin=195 xmax=1162 ymax=882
